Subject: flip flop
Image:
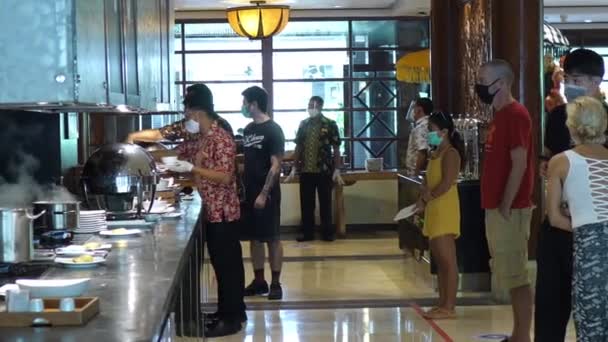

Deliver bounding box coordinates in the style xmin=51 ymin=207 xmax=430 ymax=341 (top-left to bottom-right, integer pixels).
xmin=422 ymin=308 xmax=456 ymax=320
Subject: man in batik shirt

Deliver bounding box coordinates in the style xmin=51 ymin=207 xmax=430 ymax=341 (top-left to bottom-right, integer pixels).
xmin=286 ymin=96 xmax=343 ymax=242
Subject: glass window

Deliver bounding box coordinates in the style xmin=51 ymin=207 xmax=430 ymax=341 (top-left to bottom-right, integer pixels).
xmin=273 ymin=51 xmax=349 ymax=80
xmin=174 ymin=24 xmax=183 ymax=51
xmin=273 ymin=81 xmax=346 ymax=110
xmin=273 ymin=21 xmax=349 ymax=49
xmin=206 ymin=82 xmax=262 ymax=112
xmin=352 ymin=50 xmax=398 ymax=78
xmin=352 ymin=111 xmax=397 ymax=138
xmin=351 ymin=20 xmax=429 ymax=49
xmin=353 ymin=140 xmax=397 ymax=169
xmin=177 ymin=18 xmax=430 ymax=169
xmin=352 ymin=80 xmax=398 ymax=109
xmin=273 ymin=111 xmax=309 ymax=140
xmin=272 ymin=110 xmax=345 ymax=140
xmin=184 ymin=23 xmax=262 ymax=51
xmin=185 ymin=53 xmax=262 ymax=81
xmin=175 ymin=53 xmax=183 ymax=83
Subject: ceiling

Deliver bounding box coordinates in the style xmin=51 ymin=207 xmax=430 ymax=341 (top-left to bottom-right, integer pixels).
xmin=174 ymin=0 xmax=608 ymax=25
xmin=545 ymin=0 xmax=608 ymax=6
xmin=174 ymin=0 xmax=429 ymax=12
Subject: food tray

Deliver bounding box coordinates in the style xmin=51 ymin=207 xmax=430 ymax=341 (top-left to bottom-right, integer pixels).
xmin=0 ymin=297 xmax=99 ymax=327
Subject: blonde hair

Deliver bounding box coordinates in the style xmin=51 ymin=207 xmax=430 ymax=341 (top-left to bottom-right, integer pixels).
xmin=566 ymin=96 xmax=608 ymax=145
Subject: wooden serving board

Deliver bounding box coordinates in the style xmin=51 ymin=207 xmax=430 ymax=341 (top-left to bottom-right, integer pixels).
xmin=0 ymin=297 xmax=99 ymax=327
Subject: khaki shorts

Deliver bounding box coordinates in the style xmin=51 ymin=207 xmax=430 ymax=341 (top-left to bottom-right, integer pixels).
xmin=485 ymin=208 xmax=532 ymax=290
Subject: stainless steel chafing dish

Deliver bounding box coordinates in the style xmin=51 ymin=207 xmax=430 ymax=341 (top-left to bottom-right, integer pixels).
xmin=80 ymin=143 xmax=158 ymax=219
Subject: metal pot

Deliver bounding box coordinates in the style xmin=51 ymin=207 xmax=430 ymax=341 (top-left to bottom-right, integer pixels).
xmin=33 ymin=201 xmax=80 ymax=231
xmin=0 ymin=208 xmax=46 ymax=263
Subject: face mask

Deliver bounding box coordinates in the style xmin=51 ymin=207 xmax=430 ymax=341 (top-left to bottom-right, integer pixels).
xmin=475 ymin=79 xmax=500 ymax=105
xmin=564 ymin=83 xmax=588 ymax=102
xmin=308 ymin=108 xmax=320 ymax=117
xmin=184 ymin=119 xmax=200 ymax=134
xmin=427 ymin=131 xmax=443 ymax=147
xmin=241 ymin=104 xmax=252 ymax=118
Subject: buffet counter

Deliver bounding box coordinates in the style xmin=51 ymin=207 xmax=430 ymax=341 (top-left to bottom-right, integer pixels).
xmin=1 ymin=198 xmax=205 ymax=341
xmin=398 ymin=173 xmax=491 ymax=291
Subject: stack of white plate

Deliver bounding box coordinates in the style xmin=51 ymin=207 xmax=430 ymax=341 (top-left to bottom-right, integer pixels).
xmin=75 ymin=210 xmax=108 ymax=234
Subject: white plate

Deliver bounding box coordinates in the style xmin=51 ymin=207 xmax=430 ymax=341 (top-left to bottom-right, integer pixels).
xmin=99 ymin=229 xmax=142 ymax=237
xmin=162 ymin=212 xmax=183 ymax=219
xmin=148 ymin=206 xmax=175 ymax=214
xmin=393 ymin=204 xmax=418 ymax=222
xmin=55 ymin=244 xmax=111 ymax=256
xmin=54 ymin=257 xmax=106 ymax=268
xmin=16 ymin=278 xmax=90 ymax=298
xmin=106 ymin=220 xmax=154 ymax=227
xmin=74 ymin=228 xmax=107 ymax=233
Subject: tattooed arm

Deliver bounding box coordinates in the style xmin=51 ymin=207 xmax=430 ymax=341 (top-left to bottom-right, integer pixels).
xmin=255 ymin=154 xmax=283 ymax=209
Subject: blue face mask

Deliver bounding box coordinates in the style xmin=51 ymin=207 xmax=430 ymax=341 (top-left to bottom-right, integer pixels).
xmin=427 ymin=131 xmax=443 ymax=147
xmin=241 ymin=104 xmax=252 ymax=118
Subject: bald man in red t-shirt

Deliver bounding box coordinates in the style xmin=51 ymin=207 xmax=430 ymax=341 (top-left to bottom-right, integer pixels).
xmin=477 ymin=59 xmax=535 ymax=342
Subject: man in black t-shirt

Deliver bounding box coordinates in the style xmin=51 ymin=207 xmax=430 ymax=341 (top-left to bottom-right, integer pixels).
xmin=240 ymin=86 xmax=286 ymax=301
xmin=535 ymin=48 xmax=607 ymax=342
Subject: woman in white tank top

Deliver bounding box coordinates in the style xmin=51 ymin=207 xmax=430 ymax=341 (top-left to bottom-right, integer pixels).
xmin=547 ymin=96 xmax=608 ymax=342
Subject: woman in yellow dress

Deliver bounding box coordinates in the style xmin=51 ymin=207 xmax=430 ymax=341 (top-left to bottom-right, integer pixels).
xmin=416 ymin=112 xmax=464 ymax=320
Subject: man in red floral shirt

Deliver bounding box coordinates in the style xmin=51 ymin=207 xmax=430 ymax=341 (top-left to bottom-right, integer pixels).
xmin=167 ymin=84 xmax=245 ymax=338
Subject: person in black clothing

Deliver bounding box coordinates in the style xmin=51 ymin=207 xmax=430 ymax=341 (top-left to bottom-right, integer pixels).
xmin=535 ymin=48 xmax=607 ymax=342
xmin=240 ymin=86 xmax=286 ymax=301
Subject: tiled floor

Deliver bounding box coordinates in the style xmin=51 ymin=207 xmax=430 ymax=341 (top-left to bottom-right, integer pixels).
xmin=193 ymin=236 xmax=577 ymax=341
xmin=201 ymin=306 xmax=576 ymax=342
xmin=240 ymin=237 xmax=405 ymax=259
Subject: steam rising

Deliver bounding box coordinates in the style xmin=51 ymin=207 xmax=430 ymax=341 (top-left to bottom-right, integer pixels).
xmin=0 ymin=126 xmax=76 ymax=208
xmin=0 ymin=154 xmax=76 ymax=208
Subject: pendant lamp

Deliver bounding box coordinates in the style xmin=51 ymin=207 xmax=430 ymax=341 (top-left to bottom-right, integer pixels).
xmin=227 ymin=1 xmax=290 ymax=39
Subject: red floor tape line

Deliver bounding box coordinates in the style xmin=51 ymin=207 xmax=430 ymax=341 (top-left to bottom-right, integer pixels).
xmin=410 ymin=303 xmax=455 ymax=342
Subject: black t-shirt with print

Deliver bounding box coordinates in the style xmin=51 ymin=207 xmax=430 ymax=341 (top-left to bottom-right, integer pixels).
xmin=545 ymin=102 xmax=608 ymax=155
xmin=242 ymin=120 xmax=285 ymax=201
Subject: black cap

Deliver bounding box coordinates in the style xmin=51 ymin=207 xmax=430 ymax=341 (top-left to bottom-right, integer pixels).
xmin=564 ymin=49 xmax=605 ymax=78
xmin=183 ymin=84 xmax=214 ymax=112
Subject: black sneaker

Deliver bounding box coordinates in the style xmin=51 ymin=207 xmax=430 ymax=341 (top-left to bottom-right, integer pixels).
xmin=244 ymin=280 xmax=269 ymax=296
xmin=268 ymin=282 xmax=283 ymax=300
xmin=205 ymin=312 xmax=248 ymax=324
xmin=296 ymin=235 xmax=315 ymax=242
xmin=204 ymin=319 xmax=242 ymax=338
xmin=322 ymin=234 xmax=336 ymax=242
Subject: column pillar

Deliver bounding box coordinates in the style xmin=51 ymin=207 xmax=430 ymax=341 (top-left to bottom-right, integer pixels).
xmin=430 ymin=0 xmax=462 ymax=114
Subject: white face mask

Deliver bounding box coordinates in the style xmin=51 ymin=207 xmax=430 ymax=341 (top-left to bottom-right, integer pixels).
xmin=308 ymin=108 xmax=320 ymax=117
xmin=184 ymin=119 xmax=200 ymax=134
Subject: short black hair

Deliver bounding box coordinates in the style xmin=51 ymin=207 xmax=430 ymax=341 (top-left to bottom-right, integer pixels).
xmin=242 ymin=86 xmax=268 ymax=113
xmin=183 ymin=84 xmax=214 ymax=113
xmin=564 ymin=49 xmax=605 ymax=78
xmin=415 ymin=98 xmax=433 ymax=115
xmin=310 ymin=96 xmax=324 ymax=107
